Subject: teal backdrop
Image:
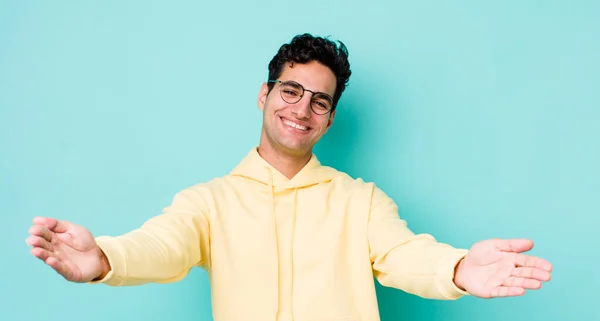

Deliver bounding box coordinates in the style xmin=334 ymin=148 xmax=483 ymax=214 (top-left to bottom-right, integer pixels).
xmin=1 ymin=1 xmax=598 ymax=320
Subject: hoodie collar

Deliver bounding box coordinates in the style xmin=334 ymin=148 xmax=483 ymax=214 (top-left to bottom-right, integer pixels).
xmin=230 ymin=147 xmax=341 ymax=191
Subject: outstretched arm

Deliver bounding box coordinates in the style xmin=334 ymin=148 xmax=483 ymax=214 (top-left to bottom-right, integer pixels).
xmin=367 ymin=185 xmax=552 ymax=300
xmin=27 ymin=186 xmax=212 ymax=286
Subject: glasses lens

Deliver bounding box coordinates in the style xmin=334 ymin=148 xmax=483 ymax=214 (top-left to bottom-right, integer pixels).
xmin=279 ymin=81 xmax=303 ymax=104
xmin=311 ymin=94 xmax=333 ymax=114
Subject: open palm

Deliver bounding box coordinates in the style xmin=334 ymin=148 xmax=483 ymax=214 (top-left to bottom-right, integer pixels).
xmin=26 ymin=216 xmax=103 ymax=283
xmin=454 ymin=238 xmax=553 ymax=298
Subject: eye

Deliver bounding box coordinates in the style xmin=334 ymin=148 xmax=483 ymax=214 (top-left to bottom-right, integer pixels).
xmin=312 ymin=100 xmax=331 ymax=110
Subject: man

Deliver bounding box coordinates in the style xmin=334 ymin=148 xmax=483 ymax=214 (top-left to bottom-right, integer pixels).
xmin=26 ymin=33 xmax=552 ymax=321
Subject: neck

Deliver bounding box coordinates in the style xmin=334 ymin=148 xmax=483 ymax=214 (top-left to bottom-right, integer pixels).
xmin=257 ymin=143 xmax=312 ymax=180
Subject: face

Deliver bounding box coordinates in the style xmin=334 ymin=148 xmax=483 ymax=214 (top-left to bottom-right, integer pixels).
xmin=257 ymin=61 xmax=337 ymax=157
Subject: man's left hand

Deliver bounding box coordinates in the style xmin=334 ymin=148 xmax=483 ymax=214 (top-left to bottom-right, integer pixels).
xmin=453 ymin=238 xmax=553 ymax=298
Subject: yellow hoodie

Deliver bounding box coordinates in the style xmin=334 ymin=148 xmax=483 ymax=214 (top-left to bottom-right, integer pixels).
xmin=92 ymin=148 xmax=470 ymax=321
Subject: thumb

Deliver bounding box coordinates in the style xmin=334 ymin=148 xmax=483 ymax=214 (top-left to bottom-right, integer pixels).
xmin=33 ymin=216 xmax=70 ymax=233
xmin=495 ymin=238 xmax=534 ymax=253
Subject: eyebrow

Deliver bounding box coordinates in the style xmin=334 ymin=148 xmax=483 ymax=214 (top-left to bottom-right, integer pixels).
xmin=312 ymin=92 xmax=334 ymax=102
xmin=285 ymin=80 xmax=334 ymax=100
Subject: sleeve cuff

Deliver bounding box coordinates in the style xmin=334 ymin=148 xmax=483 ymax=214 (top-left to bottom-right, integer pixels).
xmin=87 ymin=236 xmax=127 ymax=286
xmin=436 ymin=248 xmax=470 ymax=299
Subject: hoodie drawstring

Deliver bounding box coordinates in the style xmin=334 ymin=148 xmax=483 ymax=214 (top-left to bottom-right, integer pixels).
xmin=266 ymin=167 xmax=280 ymax=316
xmin=290 ymin=188 xmax=297 ymax=310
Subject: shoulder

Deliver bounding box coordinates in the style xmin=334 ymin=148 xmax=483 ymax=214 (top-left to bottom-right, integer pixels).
xmin=167 ymin=175 xmax=230 ymax=209
xmin=328 ymin=168 xmax=378 ymax=195
xmin=328 ymin=169 xmax=396 ymax=205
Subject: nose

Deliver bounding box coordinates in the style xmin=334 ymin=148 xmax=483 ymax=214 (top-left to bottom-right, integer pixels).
xmin=291 ymin=94 xmax=312 ymax=119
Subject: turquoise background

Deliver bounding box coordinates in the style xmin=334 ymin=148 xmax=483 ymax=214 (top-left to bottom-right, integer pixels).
xmin=1 ymin=1 xmax=598 ymax=320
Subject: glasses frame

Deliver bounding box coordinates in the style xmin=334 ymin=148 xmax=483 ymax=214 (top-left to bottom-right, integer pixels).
xmin=267 ymin=79 xmax=335 ymax=115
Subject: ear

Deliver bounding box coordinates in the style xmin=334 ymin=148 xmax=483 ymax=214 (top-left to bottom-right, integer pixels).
xmin=257 ymin=82 xmax=269 ymax=111
xmin=326 ymin=108 xmax=337 ymax=129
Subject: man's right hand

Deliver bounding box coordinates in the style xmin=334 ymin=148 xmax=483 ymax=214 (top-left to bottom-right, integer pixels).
xmin=26 ymin=216 xmax=110 ymax=283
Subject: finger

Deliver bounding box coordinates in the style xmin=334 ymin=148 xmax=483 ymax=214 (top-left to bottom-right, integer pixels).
xmin=26 ymin=235 xmax=54 ymax=251
xmin=48 ymin=218 xmax=70 ymax=233
xmin=495 ymin=238 xmax=534 ymax=253
xmin=32 ymin=216 xmax=58 ymax=228
xmin=29 ymin=225 xmax=53 ymax=242
xmin=32 ymin=216 xmax=69 ymax=233
xmin=502 ymin=276 xmax=542 ymax=290
xmin=46 ymin=256 xmax=74 ymax=281
xmin=512 ymin=267 xmax=552 ymax=281
xmin=490 ymin=286 xmax=525 ymax=298
xmin=514 ymin=254 xmax=553 ymax=271
xmin=30 ymin=247 xmax=52 ymax=261
xmin=30 ymin=248 xmax=76 ymax=281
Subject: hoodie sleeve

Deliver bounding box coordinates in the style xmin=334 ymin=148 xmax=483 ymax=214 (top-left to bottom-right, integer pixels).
xmin=89 ymin=186 xmax=211 ymax=286
xmin=367 ymin=186 xmax=470 ymax=299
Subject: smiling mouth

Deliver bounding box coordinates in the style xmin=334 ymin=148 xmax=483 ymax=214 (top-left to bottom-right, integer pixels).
xmin=281 ymin=117 xmax=309 ymax=132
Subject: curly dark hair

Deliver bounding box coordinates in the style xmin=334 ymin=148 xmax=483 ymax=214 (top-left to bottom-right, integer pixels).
xmin=267 ymin=33 xmax=352 ymax=110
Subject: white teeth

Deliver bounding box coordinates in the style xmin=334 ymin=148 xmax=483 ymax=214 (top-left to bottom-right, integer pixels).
xmin=283 ymin=119 xmax=308 ymax=131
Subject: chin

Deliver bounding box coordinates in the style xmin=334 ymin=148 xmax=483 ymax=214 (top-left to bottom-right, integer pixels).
xmin=279 ymin=142 xmax=313 ymax=155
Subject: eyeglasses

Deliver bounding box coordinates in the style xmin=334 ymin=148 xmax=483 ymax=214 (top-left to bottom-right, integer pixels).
xmin=268 ymin=80 xmax=334 ymax=115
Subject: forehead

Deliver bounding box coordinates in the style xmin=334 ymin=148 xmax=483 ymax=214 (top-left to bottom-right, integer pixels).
xmin=278 ymin=61 xmax=337 ymax=97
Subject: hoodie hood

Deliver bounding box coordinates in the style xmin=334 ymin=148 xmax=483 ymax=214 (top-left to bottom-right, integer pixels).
xmin=230 ymin=147 xmax=343 ymax=191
